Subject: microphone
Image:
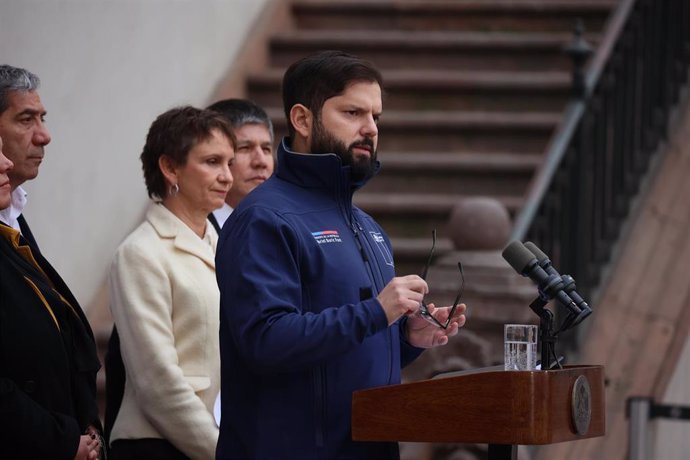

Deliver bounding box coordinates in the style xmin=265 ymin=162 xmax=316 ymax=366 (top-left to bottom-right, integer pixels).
xmin=502 ymin=241 xmax=582 ymax=316
xmin=524 ymin=241 xmax=592 ymax=326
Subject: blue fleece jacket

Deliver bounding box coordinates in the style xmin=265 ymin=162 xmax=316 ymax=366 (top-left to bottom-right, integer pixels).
xmin=215 ymin=140 xmax=424 ymax=460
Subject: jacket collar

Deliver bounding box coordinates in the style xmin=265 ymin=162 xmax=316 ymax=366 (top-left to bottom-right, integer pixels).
xmin=146 ymin=202 xmax=217 ymax=269
xmin=275 ymin=138 xmax=380 ymax=197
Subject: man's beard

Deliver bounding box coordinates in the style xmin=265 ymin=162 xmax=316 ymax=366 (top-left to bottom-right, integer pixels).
xmin=310 ymin=118 xmax=377 ymax=182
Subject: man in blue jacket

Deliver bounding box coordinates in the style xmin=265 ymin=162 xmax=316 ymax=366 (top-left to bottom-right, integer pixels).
xmin=216 ymin=50 xmax=467 ymax=460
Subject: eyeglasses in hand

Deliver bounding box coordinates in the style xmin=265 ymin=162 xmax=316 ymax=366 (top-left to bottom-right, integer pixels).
xmin=417 ymin=229 xmax=464 ymax=329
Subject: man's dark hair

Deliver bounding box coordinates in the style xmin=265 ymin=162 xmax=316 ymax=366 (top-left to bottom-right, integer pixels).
xmin=281 ymin=50 xmax=383 ymax=138
xmin=0 ymin=64 xmax=41 ymax=115
xmin=206 ymin=98 xmax=274 ymax=142
xmin=140 ymin=106 xmax=236 ymax=200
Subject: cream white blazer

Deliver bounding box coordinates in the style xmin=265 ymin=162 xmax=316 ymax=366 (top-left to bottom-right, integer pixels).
xmin=109 ymin=203 xmax=220 ymax=459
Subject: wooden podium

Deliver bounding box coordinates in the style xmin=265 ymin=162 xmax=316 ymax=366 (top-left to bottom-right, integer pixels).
xmin=352 ymin=365 xmax=605 ymax=459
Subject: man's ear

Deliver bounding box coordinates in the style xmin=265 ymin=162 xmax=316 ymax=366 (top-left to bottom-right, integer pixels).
xmin=289 ymin=104 xmax=313 ymax=139
xmin=158 ymin=155 xmax=178 ymax=187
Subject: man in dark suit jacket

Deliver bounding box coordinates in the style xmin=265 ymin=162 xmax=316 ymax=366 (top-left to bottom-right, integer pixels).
xmin=0 ymin=64 xmax=103 ymax=460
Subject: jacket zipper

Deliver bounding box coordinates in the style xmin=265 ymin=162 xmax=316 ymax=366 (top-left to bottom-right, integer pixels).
xmin=352 ymin=217 xmax=395 ymax=384
xmin=313 ymin=366 xmax=325 ymax=447
xmin=350 ymin=221 xmax=376 ymax=286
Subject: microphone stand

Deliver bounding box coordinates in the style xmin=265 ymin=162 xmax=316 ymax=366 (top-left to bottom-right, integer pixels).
xmin=529 ymin=297 xmax=559 ymax=370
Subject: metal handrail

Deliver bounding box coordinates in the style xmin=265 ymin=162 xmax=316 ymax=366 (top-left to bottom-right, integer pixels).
xmin=508 ymin=0 xmax=690 ymax=350
xmin=511 ymin=0 xmax=636 ymax=241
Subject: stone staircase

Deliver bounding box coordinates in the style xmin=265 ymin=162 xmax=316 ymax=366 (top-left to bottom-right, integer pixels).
xmin=246 ymin=0 xmax=615 ymax=276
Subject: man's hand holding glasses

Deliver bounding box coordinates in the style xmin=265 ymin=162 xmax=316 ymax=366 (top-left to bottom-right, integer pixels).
xmin=375 ymin=229 xmax=467 ymax=348
xmin=406 ymin=301 xmax=466 ymax=347
xmin=376 ymin=275 xmax=428 ymax=325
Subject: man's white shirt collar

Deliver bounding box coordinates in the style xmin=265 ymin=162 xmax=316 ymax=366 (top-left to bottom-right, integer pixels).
xmin=211 ymin=202 xmax=234 ymax=229
xmin=0 ymin=186 xmax=28 ymax=230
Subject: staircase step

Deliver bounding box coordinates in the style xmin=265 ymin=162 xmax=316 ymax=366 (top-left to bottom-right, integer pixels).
xmin=370 ymin=152 xmax=540 ymax=195
xmin=269 ymin=30 xmax=600 ymax=71
xmin=353 ymin=192 xmax=523 ymax=239
xmin=390 ymin=236 xmax=455 ymax=260
xmin=267 ymin=108 xmax=560 ymax=153
xmin=247 ymin=69 xmax=571 ymax=112
xmin=378 ymin=110 xmax=559 ymax=153
xmin=292 ymin=0 xmax=615 ymax=33
xmin=383 ymin=70 xmax=571 ymax=112
xmin=378 ymin=151 xmax=542 ymax=170
xmin=389 ymin=236 xmax=454 ymax=276
xmin=354 ymin=193 xmax=524 ymax=215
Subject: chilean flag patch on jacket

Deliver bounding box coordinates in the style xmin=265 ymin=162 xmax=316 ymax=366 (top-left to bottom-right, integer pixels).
xmin=311 ymin=230 xmax=342 ymax=244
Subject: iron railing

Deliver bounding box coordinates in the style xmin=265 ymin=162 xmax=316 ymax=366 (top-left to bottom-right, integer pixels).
xmin=511 ymin=0 xmax=690 ymax=335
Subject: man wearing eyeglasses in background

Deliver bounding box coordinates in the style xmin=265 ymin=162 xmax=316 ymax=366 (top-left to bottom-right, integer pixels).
xmin=215 ymin=50 xmax=467 ymax=460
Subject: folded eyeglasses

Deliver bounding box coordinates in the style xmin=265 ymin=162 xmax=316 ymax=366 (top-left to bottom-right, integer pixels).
xmin=417 ymin=229 xmax=464 ymax=329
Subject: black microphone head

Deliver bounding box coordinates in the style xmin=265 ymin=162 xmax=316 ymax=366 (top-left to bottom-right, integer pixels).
xmin=524 ymin=241 xmax=548 ymax=263
xmin=574 ymin=305 xmax=593 ymax=325
xmin=502 ymin=241 xmax=536 ymax=274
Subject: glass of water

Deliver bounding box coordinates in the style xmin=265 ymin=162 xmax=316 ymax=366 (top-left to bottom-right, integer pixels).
xmin=504 ymin=324 xmax=538 ymax=371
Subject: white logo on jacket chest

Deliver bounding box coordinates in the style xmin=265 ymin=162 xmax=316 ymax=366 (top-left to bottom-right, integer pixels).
xmin=369 ymin=232 xmax=394 ymax=266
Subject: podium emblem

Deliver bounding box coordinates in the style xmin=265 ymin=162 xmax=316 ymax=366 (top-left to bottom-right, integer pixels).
xmin=571 ymin=375 xmax=592 ymax=435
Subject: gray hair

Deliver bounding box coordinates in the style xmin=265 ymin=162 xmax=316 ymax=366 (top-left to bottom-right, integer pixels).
xmin=206 ymin=99 xmax=274 ymax=143
xmin=0 ymin=65 xmax=41 ymax=115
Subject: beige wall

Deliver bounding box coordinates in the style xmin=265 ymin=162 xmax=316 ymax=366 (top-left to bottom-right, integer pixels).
xmin=0 ymin=0 xmax=267 ymax=308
